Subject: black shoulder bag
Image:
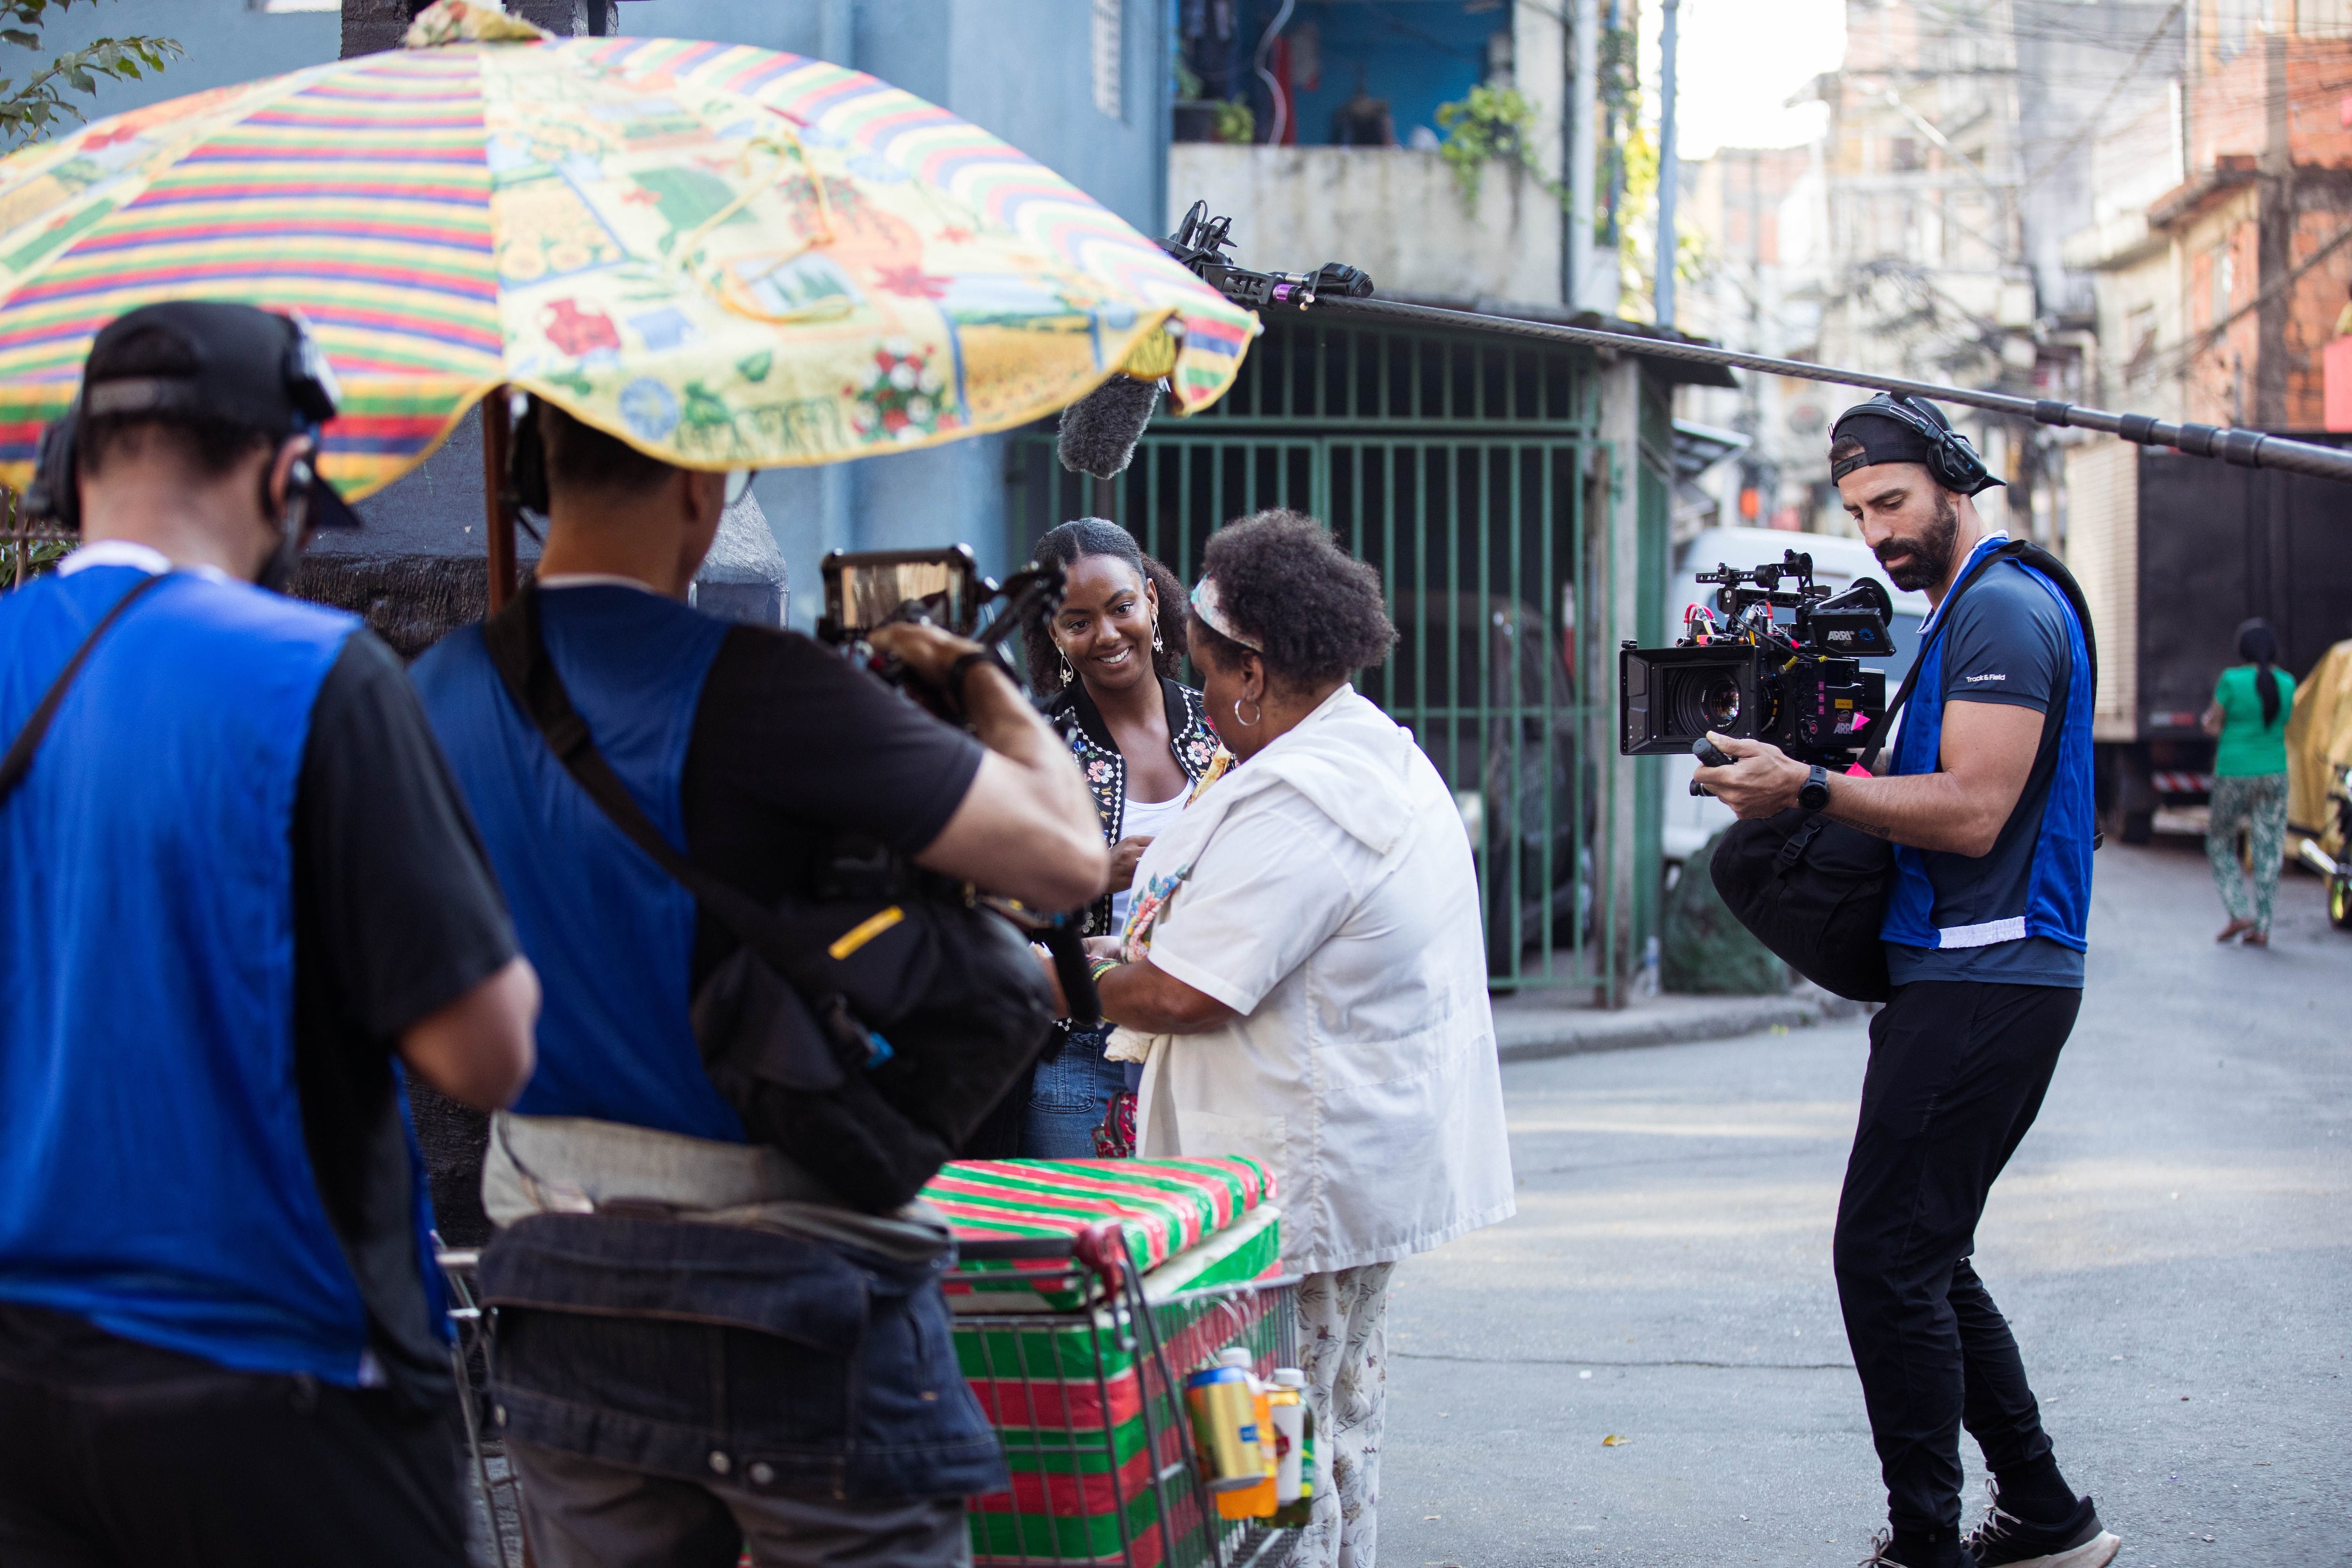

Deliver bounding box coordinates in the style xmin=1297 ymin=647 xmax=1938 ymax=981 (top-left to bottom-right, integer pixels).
xmin=1707 ymin=540 xmax=2097 ymax=1002
xmin=481 ymin=584 xmax=1089 ymax=1212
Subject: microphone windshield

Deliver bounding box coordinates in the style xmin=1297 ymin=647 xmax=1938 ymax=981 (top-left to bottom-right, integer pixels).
xmin=1057 ymin=373 xmax=1163 ymax=480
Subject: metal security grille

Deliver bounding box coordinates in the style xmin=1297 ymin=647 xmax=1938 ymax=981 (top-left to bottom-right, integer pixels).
xmin=1008 ymin=320 xmax=1609 ymax=990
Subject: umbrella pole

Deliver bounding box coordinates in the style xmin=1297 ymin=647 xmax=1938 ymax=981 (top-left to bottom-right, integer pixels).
xmin=481 ymin=387 xmax=517 ymax=612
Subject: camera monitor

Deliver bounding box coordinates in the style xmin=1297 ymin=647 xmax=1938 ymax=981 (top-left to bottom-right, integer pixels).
xmin=818 ymin=547 xmax=984 ymax=643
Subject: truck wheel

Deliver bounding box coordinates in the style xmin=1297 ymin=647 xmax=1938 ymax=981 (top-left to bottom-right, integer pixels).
xmin=2331 ymin=876 xmax=2352 ymax=931
xmin=2122 ymin=809 xmax=2154 ymax=846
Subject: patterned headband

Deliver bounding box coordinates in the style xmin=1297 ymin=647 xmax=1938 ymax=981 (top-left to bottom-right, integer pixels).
xmin=1188 ymin=574 xmax=1263 ymax=653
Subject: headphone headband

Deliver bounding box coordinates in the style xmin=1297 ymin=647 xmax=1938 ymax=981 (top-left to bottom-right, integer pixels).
xmin=1829 ymin=393 xmax=2001 ymax=497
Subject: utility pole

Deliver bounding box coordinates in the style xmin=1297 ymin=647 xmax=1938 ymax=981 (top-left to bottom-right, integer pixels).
xmin=1568 ymin=0 xmax=1598 ymax=311
xmin=1654 ymin=0 xmax=1680 ymax=328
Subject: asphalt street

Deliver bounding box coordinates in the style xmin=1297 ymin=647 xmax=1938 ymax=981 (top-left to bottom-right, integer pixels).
xmin=1378 ymin=840 xmax=2351 ymax=1568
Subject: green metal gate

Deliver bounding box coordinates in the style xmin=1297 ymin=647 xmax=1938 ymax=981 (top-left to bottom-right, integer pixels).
xmin=1009 ymin=319 xmax=1612 ymax=990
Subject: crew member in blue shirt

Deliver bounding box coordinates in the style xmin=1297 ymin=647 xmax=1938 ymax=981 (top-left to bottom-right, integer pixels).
xmin=1698 ymin=397 xmax=2119 ymax=1568
xmin=0 ymin=303 xmax=540 ymax=1566
xmin=413 ymin=398 xmax=1104 ymax=1568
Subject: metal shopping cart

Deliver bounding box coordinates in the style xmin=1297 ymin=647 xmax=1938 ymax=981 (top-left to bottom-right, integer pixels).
xmin=439 ymin=1226 xmax=1301 ymax=1568
xmin=437 ymin=1248 xmax=529 ymax=1568
xmin=951 ymin=1222 xmax=1300 ymax=1568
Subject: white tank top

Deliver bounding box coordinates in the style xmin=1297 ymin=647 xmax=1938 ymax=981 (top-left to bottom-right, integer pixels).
xmin=1109 ymin=788 xmax=1191 ymax=928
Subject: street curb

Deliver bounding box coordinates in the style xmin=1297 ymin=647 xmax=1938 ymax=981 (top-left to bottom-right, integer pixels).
xmin=1493 ymin=989 xmax=1873 ymax=1063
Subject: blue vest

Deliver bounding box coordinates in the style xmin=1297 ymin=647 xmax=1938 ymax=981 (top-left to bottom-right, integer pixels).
xmin=1881 ymin=540 xmax=2096 ymax=955
xmin=0 ymin=566 xmax=424 ymax=1384
xmin=413 ymin=587 xmax=741 ymax=1142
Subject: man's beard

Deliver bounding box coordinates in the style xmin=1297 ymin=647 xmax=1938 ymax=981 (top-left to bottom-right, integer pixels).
xmin=1874 ymin=492 xmax=1959 ymax=592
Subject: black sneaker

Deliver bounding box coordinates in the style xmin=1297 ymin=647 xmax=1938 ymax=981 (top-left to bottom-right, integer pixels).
xmin=1857 ymin=1531 xmax=1970 ymax=1568
xmin=1964 ymin=1482 xmax=2122 ymax=1568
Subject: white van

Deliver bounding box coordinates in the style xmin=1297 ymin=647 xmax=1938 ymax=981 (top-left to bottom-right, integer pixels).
xmin=1661 ymin=526 xmax=1931 ymax=863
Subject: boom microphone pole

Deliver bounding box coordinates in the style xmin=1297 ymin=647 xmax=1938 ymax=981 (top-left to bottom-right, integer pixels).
xmin=1100 ymin=202 xmax=2352 ymax=488
xmin=1317 ymin=294 xmax=2352 ymax=486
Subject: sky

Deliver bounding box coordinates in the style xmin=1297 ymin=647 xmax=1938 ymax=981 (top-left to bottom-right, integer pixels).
xmin=1645 ymin=0 xmax=1848 ymax=159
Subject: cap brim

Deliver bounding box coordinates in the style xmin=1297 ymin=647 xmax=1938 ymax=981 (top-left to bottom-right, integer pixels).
xmin=307 ymin=475 xmax=365 ymax=531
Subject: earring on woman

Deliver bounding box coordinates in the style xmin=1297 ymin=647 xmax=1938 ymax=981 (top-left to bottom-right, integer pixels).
xmin=1150 ymin=618 xmax=1163 ymax=653
xmin=1233 ymin=697 xmax=1262 ymax=727
xmin=1059 ymin=648 xmax=1074 ymax=685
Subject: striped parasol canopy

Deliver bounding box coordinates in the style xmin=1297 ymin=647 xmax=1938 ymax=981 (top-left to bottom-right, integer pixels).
xmin=0 ymin=0 xmax=1256 ymax=500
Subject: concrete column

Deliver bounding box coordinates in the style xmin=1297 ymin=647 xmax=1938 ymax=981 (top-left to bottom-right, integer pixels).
xmin=340 ymin=0 xmax=420 ymax=56
xmin=1589 ymin=354 xmax=1643 ymax=1006
xmin=509 ymin=0 xmax=616 ymax=33
xmin=1567 ymin=0 xmax=1599 ymax=312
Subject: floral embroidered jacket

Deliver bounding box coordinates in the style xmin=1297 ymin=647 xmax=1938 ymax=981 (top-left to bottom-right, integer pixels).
xmin=1043 ymin=675 xmax=1220 ymax=938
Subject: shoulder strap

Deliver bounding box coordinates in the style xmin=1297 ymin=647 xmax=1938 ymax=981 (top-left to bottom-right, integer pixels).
xmin=1852 ymin=538 xmax=2018 ymax=773
xmin=1857 ymin=538 xmax=2089 ymax=849
xmin=478 ymin=585 xmax=871 ymax=1049
xmin=0 ymin=571 xmax=171 ymax=809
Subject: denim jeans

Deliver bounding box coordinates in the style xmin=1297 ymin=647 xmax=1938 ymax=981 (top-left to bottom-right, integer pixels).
xmin=1019 ymin=1022 xmax=1127 ymax=1157
xmin=478 ymin=1212 xmax=1006 ymax=1504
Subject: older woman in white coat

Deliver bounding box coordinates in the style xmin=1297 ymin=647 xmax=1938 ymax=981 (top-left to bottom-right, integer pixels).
xmin=1083 ymin=510 xmax=1516 ymax=1568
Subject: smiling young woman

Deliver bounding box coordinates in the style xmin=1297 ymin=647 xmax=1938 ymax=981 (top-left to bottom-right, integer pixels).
xmin=1009 ymin=518 xmax=1223 ymax=1157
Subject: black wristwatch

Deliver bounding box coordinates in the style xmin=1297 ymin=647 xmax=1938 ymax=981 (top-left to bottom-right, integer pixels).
xmin=1797 ymin=764 xmax=1831 ymax=813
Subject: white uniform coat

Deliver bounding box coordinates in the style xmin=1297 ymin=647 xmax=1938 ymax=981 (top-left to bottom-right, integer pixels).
xmin=1126 ymin=685 xmax=1517 ymax=1274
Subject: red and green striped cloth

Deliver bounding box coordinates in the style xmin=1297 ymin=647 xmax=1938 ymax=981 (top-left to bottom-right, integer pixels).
xmin=923 ymin=1156 xmax=1272 ymax=1275
xmin=929 ymin=1160 xmax=1280 ymax=1563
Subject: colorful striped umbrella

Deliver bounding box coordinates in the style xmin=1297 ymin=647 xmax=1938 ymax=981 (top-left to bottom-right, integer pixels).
xmin=0 ymin=0 xmax=1256 ymax=500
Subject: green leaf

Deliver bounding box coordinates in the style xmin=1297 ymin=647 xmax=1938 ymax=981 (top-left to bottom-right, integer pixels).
xmin=0 ymin=29 xmax=38 ymax=48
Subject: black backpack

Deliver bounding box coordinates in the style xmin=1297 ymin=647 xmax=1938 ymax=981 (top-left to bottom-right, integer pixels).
xmin=1706 ymin=540 xmax=2096 ymax=1002
xmin=481 ymin=584 xmax=1091 ymax=1212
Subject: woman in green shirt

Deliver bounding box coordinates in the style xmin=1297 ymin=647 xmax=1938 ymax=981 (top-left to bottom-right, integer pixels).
xmin=2202 ymin=619 xmax=2295 ymax=945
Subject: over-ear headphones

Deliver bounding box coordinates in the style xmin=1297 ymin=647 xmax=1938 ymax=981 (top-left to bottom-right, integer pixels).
xmin=22 ymin=307 xmax=344 ymax=533
xmin=25 ymin=410 xmax=81 ymax=532
xmin=1830 ymin=393 xmax=2000 ymax=496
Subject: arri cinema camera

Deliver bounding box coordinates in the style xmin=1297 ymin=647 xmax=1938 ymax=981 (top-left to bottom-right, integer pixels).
xmin=1619 ymin=549 xmax=1899 ymax=767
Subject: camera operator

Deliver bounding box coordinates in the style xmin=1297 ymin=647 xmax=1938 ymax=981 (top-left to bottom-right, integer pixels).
xmin=1695 ymin=397 xmax=2116 ymax=1568
xmin=0 ymin=302 xmax=539 ymax=1567
xmin=410 ymin=398 xmax=1104 ymax=1568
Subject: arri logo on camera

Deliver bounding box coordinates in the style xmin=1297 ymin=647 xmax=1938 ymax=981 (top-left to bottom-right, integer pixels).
xmin=1619 ymin=549 xmax=1899 ymax=766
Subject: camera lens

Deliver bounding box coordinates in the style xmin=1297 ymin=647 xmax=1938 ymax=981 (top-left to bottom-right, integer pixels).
xmin=1666 ymin=664 xmax=1745 ymax=740
xmin=1700 ymin=674 xmax=1741 ymax=729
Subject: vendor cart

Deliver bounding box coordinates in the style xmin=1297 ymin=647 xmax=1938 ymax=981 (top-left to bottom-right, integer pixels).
xmin=951 ymin=1221 xmax=1298 ymax=1568
xmin=441 ymin=1155 xmax=1302 ymax=1568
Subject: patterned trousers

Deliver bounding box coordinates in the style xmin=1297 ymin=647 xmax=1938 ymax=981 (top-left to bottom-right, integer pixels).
xmin=1281 ymin=1262 xmax=1395 ymax=1568
xmin=2207 ymin=772 xmax=2288 ymax=932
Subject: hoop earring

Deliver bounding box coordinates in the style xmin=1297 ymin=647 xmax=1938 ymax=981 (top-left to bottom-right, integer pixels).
xmin=1150 ymin=618 xmax=1163 ymax=653
xmin=1233 ymin=697 xmax=1262 ymax=728
xmin=1059 ymin=649 xmax=1074 ymax=685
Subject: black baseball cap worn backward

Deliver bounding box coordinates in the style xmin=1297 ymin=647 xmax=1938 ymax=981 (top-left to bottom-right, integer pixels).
xmin=83 ymin=300 xmax=361 ymax=528
xmin=1829 ymin=393 xmax=2003 ymax=497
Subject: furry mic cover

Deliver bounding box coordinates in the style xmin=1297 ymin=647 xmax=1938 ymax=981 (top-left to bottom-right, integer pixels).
xmin=1056 ymin=374 xmax=1164 ymax=480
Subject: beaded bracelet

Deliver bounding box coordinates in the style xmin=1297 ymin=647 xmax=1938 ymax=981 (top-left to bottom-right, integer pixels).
xmin=1089 ymin=956 xmax=1121 ymax=982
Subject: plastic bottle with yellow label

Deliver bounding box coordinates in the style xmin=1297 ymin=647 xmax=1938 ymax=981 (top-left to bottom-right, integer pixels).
xmin=1210 ymin=1347 xmax=1278 ymax=1519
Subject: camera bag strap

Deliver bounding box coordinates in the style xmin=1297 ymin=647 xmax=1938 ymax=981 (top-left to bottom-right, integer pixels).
xmin=479 ymin=582 xmax=879 ymax=1063
xmin=0 ymin=571 xmax=171 ymax=809
xmin=1843 ymin=536 xmax=2091 ymax=844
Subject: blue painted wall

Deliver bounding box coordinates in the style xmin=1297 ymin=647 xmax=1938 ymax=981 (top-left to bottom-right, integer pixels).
xmin=20 ymin=0 xmax=1172 ymax=626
